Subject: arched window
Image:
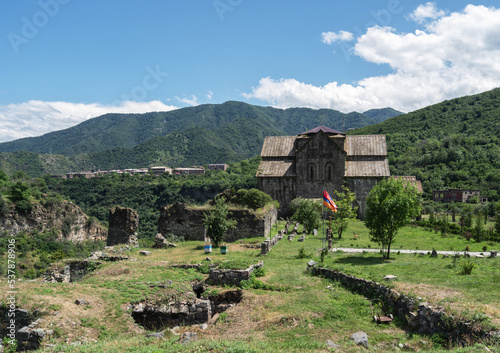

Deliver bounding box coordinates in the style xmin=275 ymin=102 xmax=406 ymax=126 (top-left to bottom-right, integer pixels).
xmin=308 ymin=164 xmax=315 ymax=181
xmin=325 ymin=163 xmax=334 ymax=181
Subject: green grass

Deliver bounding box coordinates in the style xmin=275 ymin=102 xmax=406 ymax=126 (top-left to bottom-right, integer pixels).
xmin=5 ymin=220 xmax=500 ymax=352
xmin=333 ymin=219 xmax=499 ymax=252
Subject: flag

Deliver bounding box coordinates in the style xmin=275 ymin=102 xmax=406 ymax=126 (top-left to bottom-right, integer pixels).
xmin=323 ymin=190 xmax=338 ymax=212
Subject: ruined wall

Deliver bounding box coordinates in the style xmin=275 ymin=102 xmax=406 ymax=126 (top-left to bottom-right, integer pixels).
xmin=257 ymin=177 xmax=295 ymax=216
xmin=158 ymin=203 xmax=277 ymax=241
xmin=0 ymin=200 xmax=106 ymax=242
xmin=345 ymin=177 xmax=382 ymax=219
xmin=107 ymin=206 xmax=139 ymax=246
xmin=208 ymin=261 xmax=263 ymax=285
xmin=309 ymin=265 xmax=499 ymax=344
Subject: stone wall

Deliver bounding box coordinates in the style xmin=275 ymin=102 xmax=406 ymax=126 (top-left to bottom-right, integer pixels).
xmin=208 ymin=261 xmax=264 ymax=286
xmin=309 ymin=265 xmax=499 ymax=344
xmin=130 ymin=299 xmax=212 ymax=330
xmin=44 ymin=260 xmax=101 ymax=283
xmin=261 ymin=231 xmax=283 ymax=255
xmin=345 ymin=177 xmax=382 ymax=219
xmin=107 ymin=206 xmax=139 ymax=246
xmin=158 ymin=203 xmax=277 ymax=242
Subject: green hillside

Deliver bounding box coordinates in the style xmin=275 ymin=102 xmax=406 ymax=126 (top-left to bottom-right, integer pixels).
xmin=0 ymin=101 xmax=399 ymax=156
xmin=351 ymin=88 xmax=500 ymax=201
xmin=0 ymin=102 xmax=401 ymax=176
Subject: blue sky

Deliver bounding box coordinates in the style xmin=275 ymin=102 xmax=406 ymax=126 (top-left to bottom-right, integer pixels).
xmin=1 ymin=1 xmax=499 ymax=142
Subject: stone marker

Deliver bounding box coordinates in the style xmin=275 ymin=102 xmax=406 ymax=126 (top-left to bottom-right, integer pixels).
xmin=351 ymin=331 xmax=369 ymax=348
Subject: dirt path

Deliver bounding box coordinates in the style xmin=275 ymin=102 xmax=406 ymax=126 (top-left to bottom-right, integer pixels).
xmin=330 ymin=247 xmax=495 ymax=257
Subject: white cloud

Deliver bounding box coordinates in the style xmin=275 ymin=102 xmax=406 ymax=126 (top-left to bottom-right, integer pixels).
xmin=322 ymin=30 xmax=354 ymax=44
xmin=409 ymin=2 xmax=446 ymax=24
xmin=245 ymin=5 xmax=500 ymax=113
xmin=0 ymin=100 xmax=179 ymax=143
xmin=206 ymin=91 xmax=214 ymax=100
xmin=175 ymin=94 xmax=199 ymax=106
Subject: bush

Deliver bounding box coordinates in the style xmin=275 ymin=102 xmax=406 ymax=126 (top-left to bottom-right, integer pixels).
xmin=253 ymin=266 xmax=265 ymax=277
xmin=233 ymin=188 xmax=273 ymax=210
xmin=459 ymin=259 xmax=475 ymax=275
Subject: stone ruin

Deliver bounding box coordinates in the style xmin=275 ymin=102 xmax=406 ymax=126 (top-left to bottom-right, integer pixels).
xmin=107 ymin=206 xmax=139 ymax=247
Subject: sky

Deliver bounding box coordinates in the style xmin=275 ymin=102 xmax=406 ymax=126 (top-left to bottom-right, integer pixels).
xmin=1 ymin=0 xmax=500 ymax=143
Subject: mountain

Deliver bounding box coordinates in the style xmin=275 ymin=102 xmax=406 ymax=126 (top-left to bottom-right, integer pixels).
xmin=362 ymin=107 xmax=404 ymax=123
xmin=351 ymin=88 xmax=500 ymax=201
xmin=0 ymin=101 xmax=401 ymax=175
xmin=0 ymin=101 xmax=400 ymax=156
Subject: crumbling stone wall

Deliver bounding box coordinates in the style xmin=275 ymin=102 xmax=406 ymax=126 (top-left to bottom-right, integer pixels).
xmin=309 ymin=265 xmax=499 ymax=344
xmin=107 ymin=206 xmax=139 ymax=246
xmin=208 ymin=261 xmax=263 ymax=286
xmin=158 ymin=203 xmax=277 ymax=242
xmin=44 ymin=260 xmax=101 ymax=283
xmin=130 ymin=299 xmax=212 ymax=329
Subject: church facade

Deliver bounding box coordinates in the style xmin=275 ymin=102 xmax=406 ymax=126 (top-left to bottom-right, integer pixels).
xmin=256 ymin=126 xmax=391 ymax=218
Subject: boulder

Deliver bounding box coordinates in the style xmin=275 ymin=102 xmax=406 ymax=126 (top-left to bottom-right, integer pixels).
xmin=351 ymin=331 xmax=369 ymax=348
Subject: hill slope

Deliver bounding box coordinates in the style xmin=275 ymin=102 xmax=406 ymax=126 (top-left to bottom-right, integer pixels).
xmin=0 ymin=102 xmax=400 ymax=156
xmin=0 ymin=102 xmax=401 ymax=176
xmin=351 ymin=88 xmax=500 ymax=201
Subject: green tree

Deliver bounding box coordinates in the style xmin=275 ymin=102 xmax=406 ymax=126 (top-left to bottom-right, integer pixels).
xmin=473 ymin=213 xmax=484 ymax=242
xmin=495 ymin=202 xmax=500 ymax=237
xmin=331 ymin=186 xmax=358 ymax=239
xmin=365 ymin=178 xmax=421 ymax=259
xmin=234 ymin=188 xmax=273 ymax=210
xmin=9 ymin=181 xmax=32 ymax=215
xmin=203 ymin=197 xmax=237 ymax=247
xmin=291 ymin=198 xmax=322 ymax=233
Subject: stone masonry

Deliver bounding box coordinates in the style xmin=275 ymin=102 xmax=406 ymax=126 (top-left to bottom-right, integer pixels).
xmin=309 ymin=264 xmax=500 ymax=345
xmin=158 ymin=203 xmax=277 ymax=242
xmin=107 ymin=206 xmax=139 ymax=246
xmin=208 ymin=261 xmax=264 ymax=286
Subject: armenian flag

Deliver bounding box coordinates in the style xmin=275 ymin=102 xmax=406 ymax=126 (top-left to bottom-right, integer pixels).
xmin=323 ymin=190 xmax=338 ymax=212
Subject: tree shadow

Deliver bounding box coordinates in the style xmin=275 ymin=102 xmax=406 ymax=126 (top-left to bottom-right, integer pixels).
xmin=332 ymin=255 xmax=390 ymax=266
xmin=191 ymin=245 xmax=204 ymax=251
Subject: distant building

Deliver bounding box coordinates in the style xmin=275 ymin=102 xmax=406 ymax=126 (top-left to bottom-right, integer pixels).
xmin=173 ymin=167 xmax=205 ymax=175
xmin=433 ymin=189 xmax=488 ymax=203
xmin=66 ymin=171 xmax=95 ymax=179
xmin=208 ymin=164 xmax=229 ymax=171
xmin=149 ymin=166 xmax=173 ymax=176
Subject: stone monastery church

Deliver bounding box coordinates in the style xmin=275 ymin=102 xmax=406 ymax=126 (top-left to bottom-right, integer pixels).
xmin=256 ymin=126 xmax=417 ymax=218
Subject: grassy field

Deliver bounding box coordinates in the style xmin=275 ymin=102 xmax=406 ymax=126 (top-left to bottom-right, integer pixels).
xmin=333 ymin=219 xmax=499 ymax=253
xmin=2 ymin=220 xmax=499 ymax=352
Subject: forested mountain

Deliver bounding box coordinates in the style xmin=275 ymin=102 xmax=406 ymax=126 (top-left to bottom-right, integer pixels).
xmin=351 ymin=88 xmax=500 ymax=201
xmin=0 ymin=102 xmax=400 ymax=175
xmin=0 ymin=102 xmax=400 ymax=156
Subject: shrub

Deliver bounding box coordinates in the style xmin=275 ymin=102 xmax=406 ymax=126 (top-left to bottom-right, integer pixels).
xmin=253 ymin=266 xmax=265 ymax=277
xmin=297 ymin=247 xmax=307 ymax=259
xmin=459 ymin=260 xmax=475 ymax=275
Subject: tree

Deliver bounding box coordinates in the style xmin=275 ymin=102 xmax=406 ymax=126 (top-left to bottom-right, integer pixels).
xmin=203 ymin=197 xmax=237 ymax=247
xmin=331 ymin=186 xmax=358 ymax=239
xmin=9 ymin=181 xmax=32 ymax=215
xmin=365 ymin=178 xmax=421 ymax=259
xmin=290 ymin=198 xmax=322 ymax=233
